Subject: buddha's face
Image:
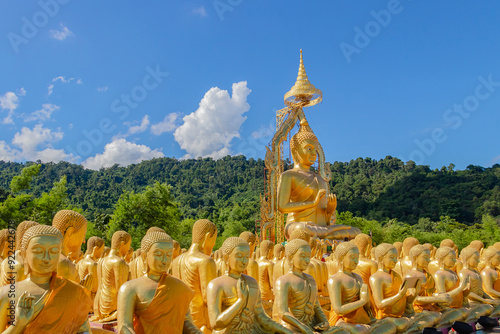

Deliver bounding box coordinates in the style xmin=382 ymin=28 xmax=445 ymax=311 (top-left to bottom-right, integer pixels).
xmin=295 ymin=139 xmax=317 ymax=167
xmin=25 ymin=236 xmax=61 ymax=276
xmin=416 ymin=250 xmax=431 ymax=270
xmin=291 ymin=245 xmax=311 ymax=272
xmin=147 ymin=241 xmax=173 ymax=274
xmin=228 ymin=245 xmax=250 ymax=273
xmin=66 ymin=223 xmax=87 ymax=254
xmin=120 ymin=239 xmax=132 ymax=257
xmin=491 ymin=253 xmax=500 ymax=267
xmin=342 ymin=248 xmax=359 ymax=271
xmin=467 ymin=251 xmax=480 ymax=269
xmin=443 ymin=251 xmax=457 ymax=269
xmin=203 ymin=232 xmax=217 ymax=256
xmin=381 ymin=249 xmax=398 ymax=270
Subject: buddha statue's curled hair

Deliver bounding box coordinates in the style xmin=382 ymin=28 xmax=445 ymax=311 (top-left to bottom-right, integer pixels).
xmin=353 ymin=234 xmax=371 ymax=254
xmin=393 ymin=242 xmax=403 ymax=257
xmin=460 ymin=246 xmax=478 ymax=262
xmin=285 ymin=239 xmax=310 ymax=258
xmin=192 ymin=219 xmax=217 ymax=243
xmin=274 ymin=244 xmax=285 ymax=258
xmin=141 ymin=232 xmax=172 ymax=254
xmin=52 ymin=210 xmax=87 ymax=235
xmin=482 ymin=247 xmax=500 ymax=264
xmin=469 ymin=240 xmax=484 ymax=252
xmin=86 ymin=236 xmax=105 ymax=255
xmin=146 ymin=226 xmax=166 ymax=235
xmin=290 ymin=119 xmax=318 ymax=158
xmin=289 ymin=229 xmax=311 ymax=243
xmin=22 ymin=225 xmax=63 ymax=251
xmin=374 ymin=243 xmax=396 ymax=262
xmin=335 ymin=242 xmax=358 ymax=263
xmin=220 ymin=237 xmax=249 ymax=259
xmin=260 ymin=240 xmax=274 ymax=257
xmin=15 ymin=221 xmax=39 ymax=251
xmin=440 ymin=239 xmax=455 ymax=248
xmin=435 ymin=246 xmax=454 ymax=263
xmin=239 ymin=231 xmax=256 ymax=244
xmin=0 ymin=229 xmax=10 ymax=251
xmin=409 ymin=244 xmax=428 ymax=263
xmin=111 ymin=230 xmax=131 ymax=249
xmin=402 ymin=237 xmax=419 ymax=256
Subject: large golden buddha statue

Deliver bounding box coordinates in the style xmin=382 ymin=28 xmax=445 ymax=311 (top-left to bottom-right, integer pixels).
xmin=328 ymin=242 xmax=397 ymax=334
xmin=256 ymin=240 xmax=275 ymax=316
xmin=207 ymin=237 xmax=292 ymax=334
xmin=77 ymin=236 xmax=105 ymax=303
xmin=274 ymin=239 xmax=347 ymax=334
xmin=118 ymin=231 xmax=201 ymax=334
xmin=172 ymin=219 xmax=217 ymax=333
xmin=278 ymin=119 xmax=360 ymax=241
xmin=0 ymin=221 xmax=38 ymax=286
xmin=93 ymin=230 xmax=131 ymax=322
xmin=0 ymin=225 xmax=93 ymax=333
xmin=52 ymin=210 xmax=88 ymax=283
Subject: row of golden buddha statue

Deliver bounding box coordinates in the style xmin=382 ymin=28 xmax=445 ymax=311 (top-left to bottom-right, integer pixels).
xmin=0 ymin=210 xmax=500 ymax=333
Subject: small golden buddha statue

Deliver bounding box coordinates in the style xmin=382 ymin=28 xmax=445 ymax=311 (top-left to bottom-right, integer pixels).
xmin=405 ymin=245 xmax=464 ymax=329
xmin=173 ymin=240 xmax=181 ymax=260
xmin=458 ymin=246 xmax=500 ymax=317
xmin=328 ymin=242 xmax=397 ymax=334
xmin=207 ymin=237 xmax=292 ymax=334
xmin=394 ymin=237 xmax=419 ymax=278
xmin=392 ymin=242 xmax=403 ymax=260
xmin=352 ymin=234 xmax=377 ymax=285
xmin=257 ymin=240 xmax=275 ymax=316
xmin=117 ymin=231 xmax=201 ymax=334
xmin=172 ymin=219 xmax=217 ymax=334
xmin=52 ymin=210 xmax=88 ymax=283
xmin=129 ymin=227 xmax=165 ymax=280
xmin=77 ymin=236 xmax=105 ymax=303
xmin=428 ymin=239 xmax=458 ymax=276
xmin=275 ymin=239 xmax=347 ymax=334
xmin=239 ymin=232 xmax=259 ymax=281
xmin=0 ymin=225 xmax=92 ymax=333
xmin=272 ymin=244 xmax=285 ymax=264
xmin=312 ymin=238 xmax=330 ymax=310
xmin=369 ymin=243 xmax=437 ymax=333
xmin=469 ymin=240 xmax=486 ymax=272
xmin=0 ymin=230 xmax=10 ymax=263
xmin=277 ymin=119 xmax=360 ymax=241
xmin=93 ymin=230 xmax=131 ymax=322
xmin=124 ymin=246 xmax=133 ymax=263
xmin=480 ymin=247 xmax=500 ymax=299
xmin=0 ymin=221 xmax=38 ymax=286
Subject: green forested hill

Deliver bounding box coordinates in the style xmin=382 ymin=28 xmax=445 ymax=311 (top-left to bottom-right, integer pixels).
xmin=0 ymin=156 xmax=499 ymax=230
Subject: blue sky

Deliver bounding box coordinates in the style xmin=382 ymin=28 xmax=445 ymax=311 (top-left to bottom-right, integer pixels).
xmin=1 ymin=1 xmax=499 ymax=170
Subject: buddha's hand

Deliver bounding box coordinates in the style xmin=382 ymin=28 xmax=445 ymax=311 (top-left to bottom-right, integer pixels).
xmin=436 ymin=293 xmax=452 ymax=306
xmin=237 ymin=277 xmax=249 ymax=302
xmin=314 ymin=189 xmax=326 ymax=205
xmin=313 ymin=321 xmax=329 ymax=331
xmin=459 ymin=276 xmax=469 ymax=292
xmin=13 ymin=291 xmax=36 ymax=329
xmin=360 ymin=284 xmax=369 ymax=304
xmin=326 ymin=193 xmax=337 ymax=213
xmin=398 ymin=280 xmax=409 ymax=296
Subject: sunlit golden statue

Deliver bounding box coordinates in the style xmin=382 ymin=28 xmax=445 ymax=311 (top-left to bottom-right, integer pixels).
xmin=77 ymin=236 xmax=105 ymax=303
xmin=130 ymin=227 xmax=166 ymax=280
xmin=173 ymin=240 xmax=181 ymax=260
xmin=273 ymin=244 xmax=285 ymax=264
xmin=207 ymin=237 xmax=292 ymax=334
xmin=256 ymin=240 xmax=275 ymax=316
xmin=352 ymin=234 xmax=377 ymax=285
xmin=469 ymin=240 xmax=486 ymax=272
xmin=0 ymin=230 xmax=10 ymax=264
xmin=328 ymin=242 xmax=397 ymax=334
xmin=93 ymin=230 xmax=131 ymax=322
xmin=117 ymin=231 xmax=201 ymax=334
xmin=428 ymin=239 xmax=460 ymax=276
xmin=52 ymin=210 xmax=88 ymax=283
xmin=404 ymin=244 xmax=464 ymax=329
xmin=172 ymin=219 xmax=217 ymax=334
xmin=277 ymin=119 xmax=360 ymax=241
xmin=394 ymin=237 xmax=419 ymax=278
xmin=0 ymin=225 xmax=93 ymax=333
xmin=274 ymin=239 xmax=347 ymax=333
xmin=239 ymin=232 xmax=259 ymax=281
xmin=369 ymin=243 xmax=438 ymax=333
xmin=481 ymin=247 xmax=500 ymax=299
xmin=0 ymin=221 xmax=38 ymax=286
xmin=458 ymin=246 xmax=500 ymax=317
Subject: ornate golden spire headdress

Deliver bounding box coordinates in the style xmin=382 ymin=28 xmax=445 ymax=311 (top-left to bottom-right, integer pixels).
xmin=284 ymin=50 xmax=323 ymax=107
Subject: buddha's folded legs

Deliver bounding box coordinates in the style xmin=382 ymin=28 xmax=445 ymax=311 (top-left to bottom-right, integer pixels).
xmin=406 ymin=312 xmax=439 ymax=334
xmin=435 ymin=308 xmax=467 ymax=328
xmin=465 ymin=303 xmax=493 ymax=322
xmin=285 ymin=221 xmax=360 ymax=240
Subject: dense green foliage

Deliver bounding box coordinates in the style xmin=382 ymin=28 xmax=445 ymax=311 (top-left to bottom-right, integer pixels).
xmin=0 ymin=156 xmax=498 ymax=249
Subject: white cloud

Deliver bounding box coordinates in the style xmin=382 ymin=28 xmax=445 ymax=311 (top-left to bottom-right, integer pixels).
xmin=0 ymin=91 xmax=20 ymax=124
xmin=97 ymin=86 xmax=109 ymax=92
xmin=151 ymin=113 xmax=178 ymax=135
xmin=50 ymin=23 xmax=73 ymax=40
xmin=126 ymin=115 xmax=150 ymax=135
xmin=0 ymin=124 xmax=74 ymax=163
xmin=82 ymin=138 xmax=164 ymax=170
xmin=192 ymin=6 xmax=207 ymax=17
xmin=48 ymin=76 xmax=82 ymax=95
xmin=251 ymin=125 xmax=274 ymax=139
xmin=18 ymin=88 xmax=26 ymax=96
xmin=24 ymin=103 xmax=60 ymax=122
xmin=174 ymin=81 xmax=251 ymax=159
